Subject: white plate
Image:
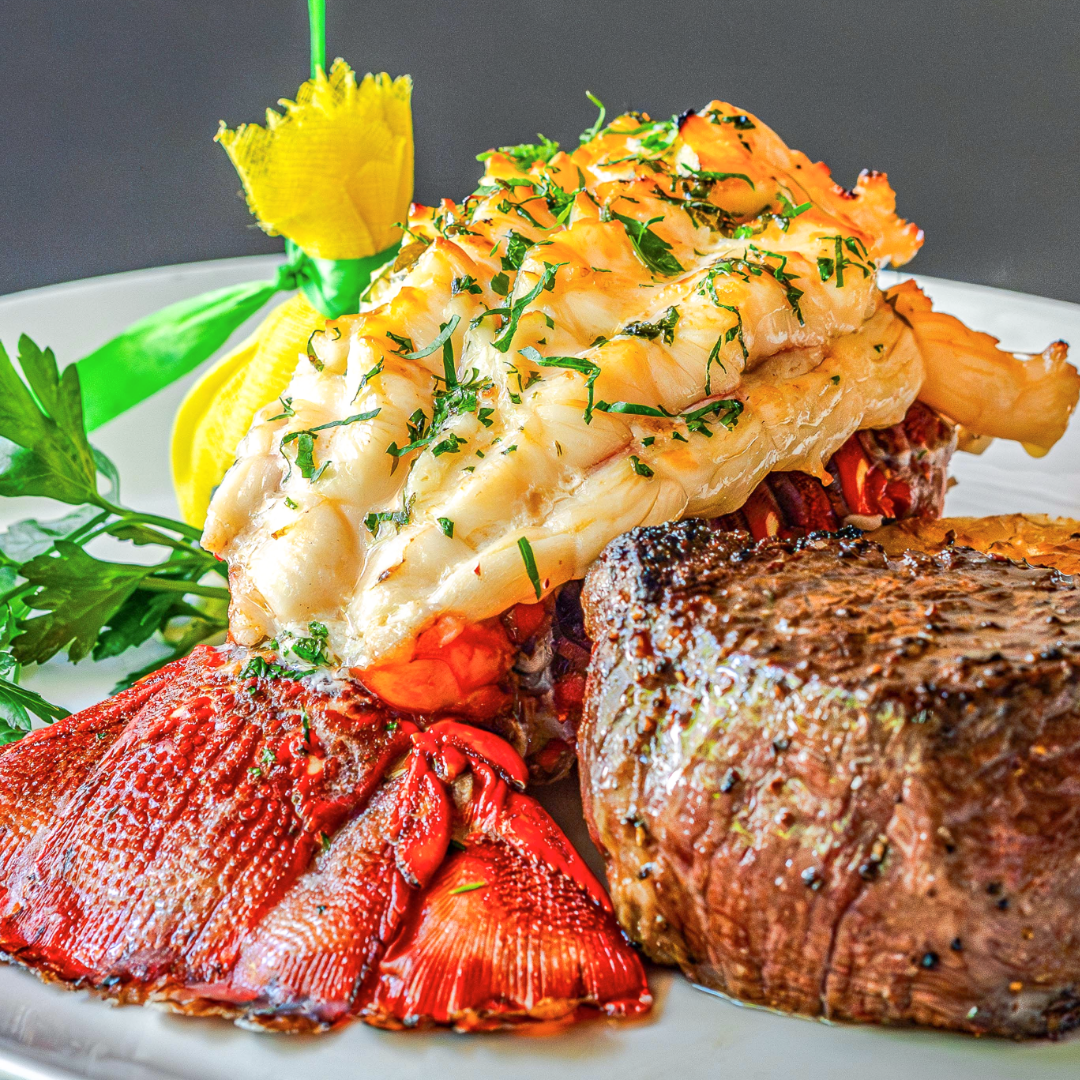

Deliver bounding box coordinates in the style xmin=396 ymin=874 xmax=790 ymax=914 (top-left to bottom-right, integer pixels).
xmin=0 ymin=259 xmax=1077 ymax=1080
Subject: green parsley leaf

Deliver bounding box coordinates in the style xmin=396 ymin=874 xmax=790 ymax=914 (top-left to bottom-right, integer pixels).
xmin=241 ymin=655 xmax=299 ymax=681
xmin=401 ymin=316 xmax=460 ymax=361
xmin=501 ymin=232 xmax=535 ymax=273
xmin=11 ymin=542 xmax=154 ymax=664
xmin=267 ymin=395 xmax=295 ymax=421
xmin=449 ymin=880 xmax=488 ymax=895
xmin=517 ymin=536 xmax=542 ymax=599
xmin=518 ymin=345 xmax=601 ymax=423
xmin=477 ymin=135 xmax=559 ymax=169
xmin=681 ymin=166 xmax=755 ymax=189
xmin=437 ymin=517 xmax=455 ymax=538
xmin=579 ymin=90 xmax=607 ymax=144
xmin=622 ymin=305 xmax=680 ymax=344
xmin=594 ymin=401 xmax=672 ymax=418
xmin=490 ymin=272 xmax=511 ymax=297
xmin=491 ymin=262 xmax=564 ymax=353
xmin=287 ymin=621 xmax=331 ymax=667
xmin=386 ymin=330 xmax=415 ymax=355
xmin=280 ymin=409 xmax=381 ymax=481
xmin=451 ymin=275 xmax=482 ymax=296
xmin=0 ymin=336 xmax=100 ymax=507
xmin=629 ymin=456 xmax=654 ymax=478
xmin=609 ymin=212 xmax=684 ymax=277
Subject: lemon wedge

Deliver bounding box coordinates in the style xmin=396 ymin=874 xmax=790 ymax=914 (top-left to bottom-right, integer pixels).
xmin=172 ymin=60 xmax=414 ymax=528
xmin=171 ymin=293 xmax=322 ymax=527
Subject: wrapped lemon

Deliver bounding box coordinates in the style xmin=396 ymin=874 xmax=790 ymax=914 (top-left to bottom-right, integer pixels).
xmin=171 ymin=60 xmax=414 ymax=526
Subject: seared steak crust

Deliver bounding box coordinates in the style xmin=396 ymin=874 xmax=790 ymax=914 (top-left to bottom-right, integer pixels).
xmin=580 ymin=522 xmax=1080 ymax=1037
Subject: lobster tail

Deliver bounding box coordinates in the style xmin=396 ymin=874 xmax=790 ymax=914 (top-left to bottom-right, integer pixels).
xmin=0 ymin=647 xmax=649 ymax=1032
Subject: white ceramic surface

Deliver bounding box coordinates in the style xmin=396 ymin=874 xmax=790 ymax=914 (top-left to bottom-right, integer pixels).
xmin=0 ymin=259 xmax=1077 ymax=1080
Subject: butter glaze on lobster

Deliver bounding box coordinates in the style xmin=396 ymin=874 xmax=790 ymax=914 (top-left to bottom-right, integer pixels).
xmin=0 ymin=646 xmax=649 ymax=1032
xmin=203 ymin=100 xmax=1076 ymax=670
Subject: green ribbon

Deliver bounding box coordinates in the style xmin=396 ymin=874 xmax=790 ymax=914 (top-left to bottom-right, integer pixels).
xmin=75 ymin=240 xmax=399 ymax=431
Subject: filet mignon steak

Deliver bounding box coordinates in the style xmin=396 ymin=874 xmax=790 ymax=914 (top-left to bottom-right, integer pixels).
xmin=579 ymin=522 xmax=1080 ymax=1037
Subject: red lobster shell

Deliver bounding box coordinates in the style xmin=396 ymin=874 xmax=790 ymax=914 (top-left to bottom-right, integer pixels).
xmin=0 ymin=645 xmax=649 ymax=1032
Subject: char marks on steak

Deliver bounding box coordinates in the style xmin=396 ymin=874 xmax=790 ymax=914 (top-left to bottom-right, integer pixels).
xmin=0 ymin=646 xmax=649 ymax=1032
xmin=580 ymin=522 xmax=1080 ymax=1037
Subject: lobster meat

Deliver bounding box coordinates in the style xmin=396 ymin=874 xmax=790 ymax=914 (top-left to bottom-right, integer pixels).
xmin=0 ymin=645 xmax=649 ymax=1032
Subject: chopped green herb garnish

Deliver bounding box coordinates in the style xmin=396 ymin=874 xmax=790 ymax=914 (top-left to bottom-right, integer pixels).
xmin=595 ymin=401 xmax=672 ymax=418
xmin=622 ymin=305 xmax=680 ymax=344
xmin=358 ymin=358 xmax=384 ymax=390
xmin=501 ymin=231 xmax=535 ymax=273
xmin=629 ymin=455 xmax=654 ymax=477
xmin=284 ymin=496 xmax=298 ymax=510
xmin=437 ymin=517 xmax=455 ymax=538
xmin=267 ymin=395 xmax=295 ymax=421
xmin=579 ymin=90 xmax=607 ymax=144
xmin=241 ymin=655 xmax=299 ymax=681
xmin=490 ymin=271 xmax=510 ymax=297
xmin=518 ymin=345 xmax=601 ymax=423
xmin=286 ymin=621 xmax=331 ymax=667
xmin=831 ymin=375 xmax=841 ymax=385
xmin=517 ymin=536 xmax=542 ymax=599
xmin=386 ymin=330 xmax=415 ymax=355
xmin=281 ymin=410 xmax=381 ymax=481
xmin=816 ymin=235 xmax=872 ymax=289
xmin=364 ymin=492 xmax=416 ymax=536
xmin=401 ymin=315 xmax=460 ymax=362
xmin=642 ymin=436 xmax=656 ymax=447
xmin=477 ymin=135 xmax=559 ymax=169
xmin=449 ymin=880 xmax=488 ymax=895
xmin=452 ymin=274 xmax=482 ymax=296
xmin=609 ymin=212 xmax=684 ymax=277
xmin=432 ymin=432 xmax=465 ymax=456
xmin=490 ymin=262 xmax=564 ymax=353
xmin=680 ymin=166 xmax=755 ymax=189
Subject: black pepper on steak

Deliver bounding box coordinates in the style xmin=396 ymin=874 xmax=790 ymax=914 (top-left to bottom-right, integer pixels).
xmin=579 ymin=521 xmax=1080 ymax=1037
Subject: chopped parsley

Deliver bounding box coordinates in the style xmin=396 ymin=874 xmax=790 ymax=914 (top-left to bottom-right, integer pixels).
xmin=451 ymin=274 xmax=482 ymax=296
xmin=490 ymin=271 xmax=510 ymax=297
xmin=364 ymin=491 xmax=416 ymax=536
xmin=622 ymin=305 xmax=680 ymax=344
xmin=449 ymin=880 xmax=488 ymax=895
xmin=609 ymin=211 xmax=684 ymax=277
xmin=579 ymin=90 xmax=607 ymax=144
xmin=286 ymin=621 xmax=331 ymax=666
xmin=437 ymin=517 xmax=455 ymax=538
xmin=629 ymin=455 xmax=654 ymax=477
xmin=706 ymin=304 xmax=747 ymax=394
xmin=477 ymin=135 xmax=559 ymax=169
xmin=817 ymin=235 xmax=873 ymax=288
xmin=487 ymin=261 xmax=564 ymax=353
xmin=281 ymin=409 xmax=381 ymax=481
xmin=241 ymin=655 xmax=300 ymax=681
xmin=386 ymin=330 xmax=415 ymax=355
xmin=680 ymin=165 xmax=755 ymax=189
xmin=517 ymin=536 xmax=542 ymax=599
xmin=267 ymin=395 xmax=295 ymax=421
xmin=518 ymin=345 xmax=601 ymax=423
xmin=501 ymin=231 xmax=535 ymax=273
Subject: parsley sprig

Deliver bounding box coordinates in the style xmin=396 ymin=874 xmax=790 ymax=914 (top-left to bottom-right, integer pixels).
xmin=0 ymin=336 xmax=233 ymax=733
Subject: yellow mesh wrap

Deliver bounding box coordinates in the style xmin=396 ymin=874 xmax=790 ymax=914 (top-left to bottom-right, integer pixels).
xmin=215 ymin=61 xmax=413 ymax=260
xmin=171 ymin=294 xmax=323 ymax=526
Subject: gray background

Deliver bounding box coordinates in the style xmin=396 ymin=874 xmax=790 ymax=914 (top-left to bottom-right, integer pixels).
xmin=2 ymin=0 xmax=1077 ymax=302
